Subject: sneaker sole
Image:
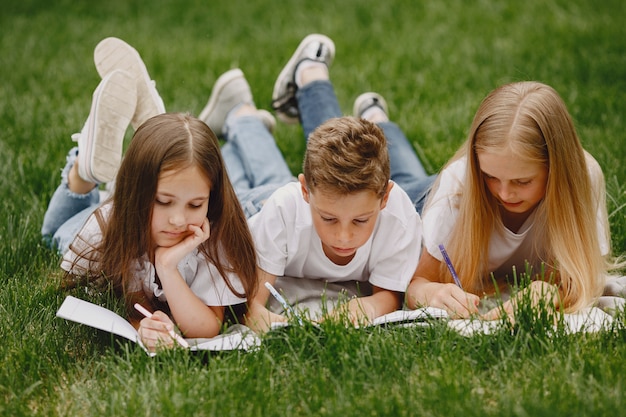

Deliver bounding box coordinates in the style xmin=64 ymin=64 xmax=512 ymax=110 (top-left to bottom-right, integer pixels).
xmin=198 ymin=68 xmax=247 ymax=133
xmin=85 ymin=70 xmax=136 ymax=183
xmin=94 ymin=37 xmax=164 ymax=130
xmin=272 ymin=34 xmax=335 ymax=125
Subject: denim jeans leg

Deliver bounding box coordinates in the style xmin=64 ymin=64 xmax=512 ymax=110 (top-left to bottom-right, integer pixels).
xmin=41 ymin=147 xmax=100 ymax=253
xmin=226 ymin=116 xmax=293 ymax=188
xmin=224 ymin=116 xmax=295 ymax=218
xmin=378 ymin=121 xmax=436 ymax=214
xmin=379 ymin=122 xmax=437 ymax=214
xmin=297 ymin=80 xmax=342 ymax=140
xmin=221 ymin=141 xmax=250 ymax=195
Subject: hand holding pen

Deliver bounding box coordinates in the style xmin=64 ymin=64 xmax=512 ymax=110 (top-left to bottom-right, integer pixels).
xmin=437 ymin=244 xmax=481 ymax=317
xmin=264 ymin=282 xmax=304 ymax=325
xmin=134 ymin=303 xmax=189 ymax=348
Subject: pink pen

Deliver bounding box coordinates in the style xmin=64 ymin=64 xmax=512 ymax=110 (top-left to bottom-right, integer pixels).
xmin=134 ymin=303 xmax=189 ymax=348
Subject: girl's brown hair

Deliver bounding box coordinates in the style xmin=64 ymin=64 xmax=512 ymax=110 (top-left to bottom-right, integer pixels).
xmin=77 ymin=113 xmax=257 ymax=313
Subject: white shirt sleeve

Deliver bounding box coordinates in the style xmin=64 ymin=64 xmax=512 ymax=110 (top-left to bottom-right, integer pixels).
xmin=62 ymin=204 xmax=246 ymax=306
xmin=367 ymin=184 xmax=422 ymax=292
xmin=247 ymin=184 xmax=297 ymax=277
xmin=60 ymin=204 xmax=109 ymax=274
xmin=421 ymin=158 xmax=466 ymax=261
xmin=585 ymin=152 xmax=611 ymax=256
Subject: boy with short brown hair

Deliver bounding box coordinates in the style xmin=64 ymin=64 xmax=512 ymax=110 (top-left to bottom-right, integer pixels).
xmin=200 ymin=34 xmax=426 ymax=331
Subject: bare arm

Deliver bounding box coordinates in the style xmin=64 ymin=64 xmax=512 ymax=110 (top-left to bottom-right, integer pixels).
xmin=153 ymin=267 xmax=224 ymax=338
xmin=406 ymin=250 xmax=480 ymax=318
xmin=154 ymin=219 xmax=224 ymax=338
xmin=333 ymin=285 xmax=402 ymax=326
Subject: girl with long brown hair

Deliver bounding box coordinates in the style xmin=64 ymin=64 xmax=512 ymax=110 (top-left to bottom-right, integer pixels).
xmin=42 ymin=43 xmax=257 ymax=351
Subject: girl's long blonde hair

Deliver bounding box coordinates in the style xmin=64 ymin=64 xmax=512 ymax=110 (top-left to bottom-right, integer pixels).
xmin=429 ymin=81 xmax=609 ymax=311
xmin=73 ymin=113 xmax=258 ymax=315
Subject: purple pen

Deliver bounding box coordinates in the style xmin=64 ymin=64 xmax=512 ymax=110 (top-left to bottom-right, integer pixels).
xmin=438 ymin=244 xmax=463 ymax=289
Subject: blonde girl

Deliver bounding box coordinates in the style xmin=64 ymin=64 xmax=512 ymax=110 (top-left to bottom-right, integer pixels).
xmin=407 ymin=81 xmax=613 ymax=318
xmin=43 ymin=68 xmax=257 ymax=350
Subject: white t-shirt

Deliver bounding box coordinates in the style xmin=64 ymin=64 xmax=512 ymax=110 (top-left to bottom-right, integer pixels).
xmin=247 ymin=181 xmax=422 ymax=292
xmin=61 ymin=203 xmax=246 ymax=306
xmin=422 ymin=153 xmax=610 ymax=278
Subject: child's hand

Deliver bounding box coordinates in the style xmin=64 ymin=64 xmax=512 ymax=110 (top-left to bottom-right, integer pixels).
xmin=325 ymin=290 xmax=399 ymax=326
xmin=155 ymin=218 xmax=211 ymax=274
xmin=481 ymin=280 xmax=559 ymax=321
xmin=324 ymin=297 xmax=376 ymax=326
xmin=137 ymin=310 xmax=178 ymax=352
xmin=407 ymin=254 xmax=480 ymax=317
xmin=244 ymin=302 xmax=287 ymax=333
xmin=346 ymin=297 xmax=376 ymax=325
xmin=426 ymin=282 xmax=481 ymax=318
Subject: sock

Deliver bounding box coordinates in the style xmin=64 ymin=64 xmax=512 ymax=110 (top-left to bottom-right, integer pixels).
xmin=294 ymin=60 xmax=328 ymax=87
xmin=360 ymin=105 xmax=389 ymax=123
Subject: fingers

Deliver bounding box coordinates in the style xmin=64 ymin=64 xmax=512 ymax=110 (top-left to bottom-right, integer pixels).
xmin=430 ymin=284 xmax=480 ymax=318
xmin=155 ymin=220 xmax=211 ymax=271
xmin=481 ymin=306 xmax=502 ymax=321
xmin=175 ymin=219 xmax=210 ymax=253
xmin=187 ymin=218 xmax=211 ymax=243
xmin=244 ymin=303 xmax=286 ymax=334
xmin=482 ymin=301 xmax=515 ymax=324
xmin=138 ymin=311 xmax=177 ymax=351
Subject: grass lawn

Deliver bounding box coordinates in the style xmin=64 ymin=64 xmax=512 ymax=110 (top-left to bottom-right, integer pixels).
xmin=1 ymin=0 xmax=625 ymax=415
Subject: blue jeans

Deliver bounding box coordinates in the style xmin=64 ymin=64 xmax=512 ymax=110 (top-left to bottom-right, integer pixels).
xmin=41 ymin=147 xmax=101 ymax=254
xmin=221 ymin=116 xmax=295 ymax=218
xmin=223 ymin=80 xmax=435 ymax=216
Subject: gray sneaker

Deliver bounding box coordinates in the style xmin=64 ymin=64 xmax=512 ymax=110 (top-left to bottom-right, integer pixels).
xmin=353 ymin=92 xmax=389 ymax=121
xmin=199 ymin=69 xmax=275 ymax=137
xmin=272 ymin=34 xmax=335 ymax=125
xmin=94 ymin=37 xmax=165 ymax=130
xmin=73 ymin=69 xmax=136 ymax=184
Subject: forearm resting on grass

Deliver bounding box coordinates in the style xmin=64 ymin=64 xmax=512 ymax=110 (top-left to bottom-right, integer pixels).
xmin=406 ymin=251 xmax=480 ymax=318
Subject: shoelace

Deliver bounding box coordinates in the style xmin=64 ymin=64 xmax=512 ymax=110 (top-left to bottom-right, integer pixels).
xmin=271 ymin=83 xmax=298 ymax=118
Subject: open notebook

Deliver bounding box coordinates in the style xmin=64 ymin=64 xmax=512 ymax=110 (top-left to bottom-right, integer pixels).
xmin=369 ymin=305 xmax=614 ymax=336
xmin=57 ymin=295 xmax=614 ymax=356
xmin=56 ymin=296 xmax=260 ymax=356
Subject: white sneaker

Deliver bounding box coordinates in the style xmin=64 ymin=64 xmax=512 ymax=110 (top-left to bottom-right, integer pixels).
xmin=353 ymin=92 xmax=389 ymax=121
xmin=73 ymin=70 xmax=136 ymax=184
xmin=93 ymin=37 xmax=165 ymax=130
xmin=272 ymin=34 xmax=335 ymax=125
xmin=199 ymin=69 xmax=275 ymax=136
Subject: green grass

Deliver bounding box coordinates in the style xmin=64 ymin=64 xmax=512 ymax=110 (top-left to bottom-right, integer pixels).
xmin=1 ymin=0 xmax=625 ymax=415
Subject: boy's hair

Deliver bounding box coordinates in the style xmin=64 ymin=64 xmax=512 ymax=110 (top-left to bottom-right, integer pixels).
xmin=431 ymin=81 xmax=608 ymax=311
xmin=303 ymin=117 xmax=390 ymax=198
xmin=81 ymin=113 xmax=258 ymax=314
